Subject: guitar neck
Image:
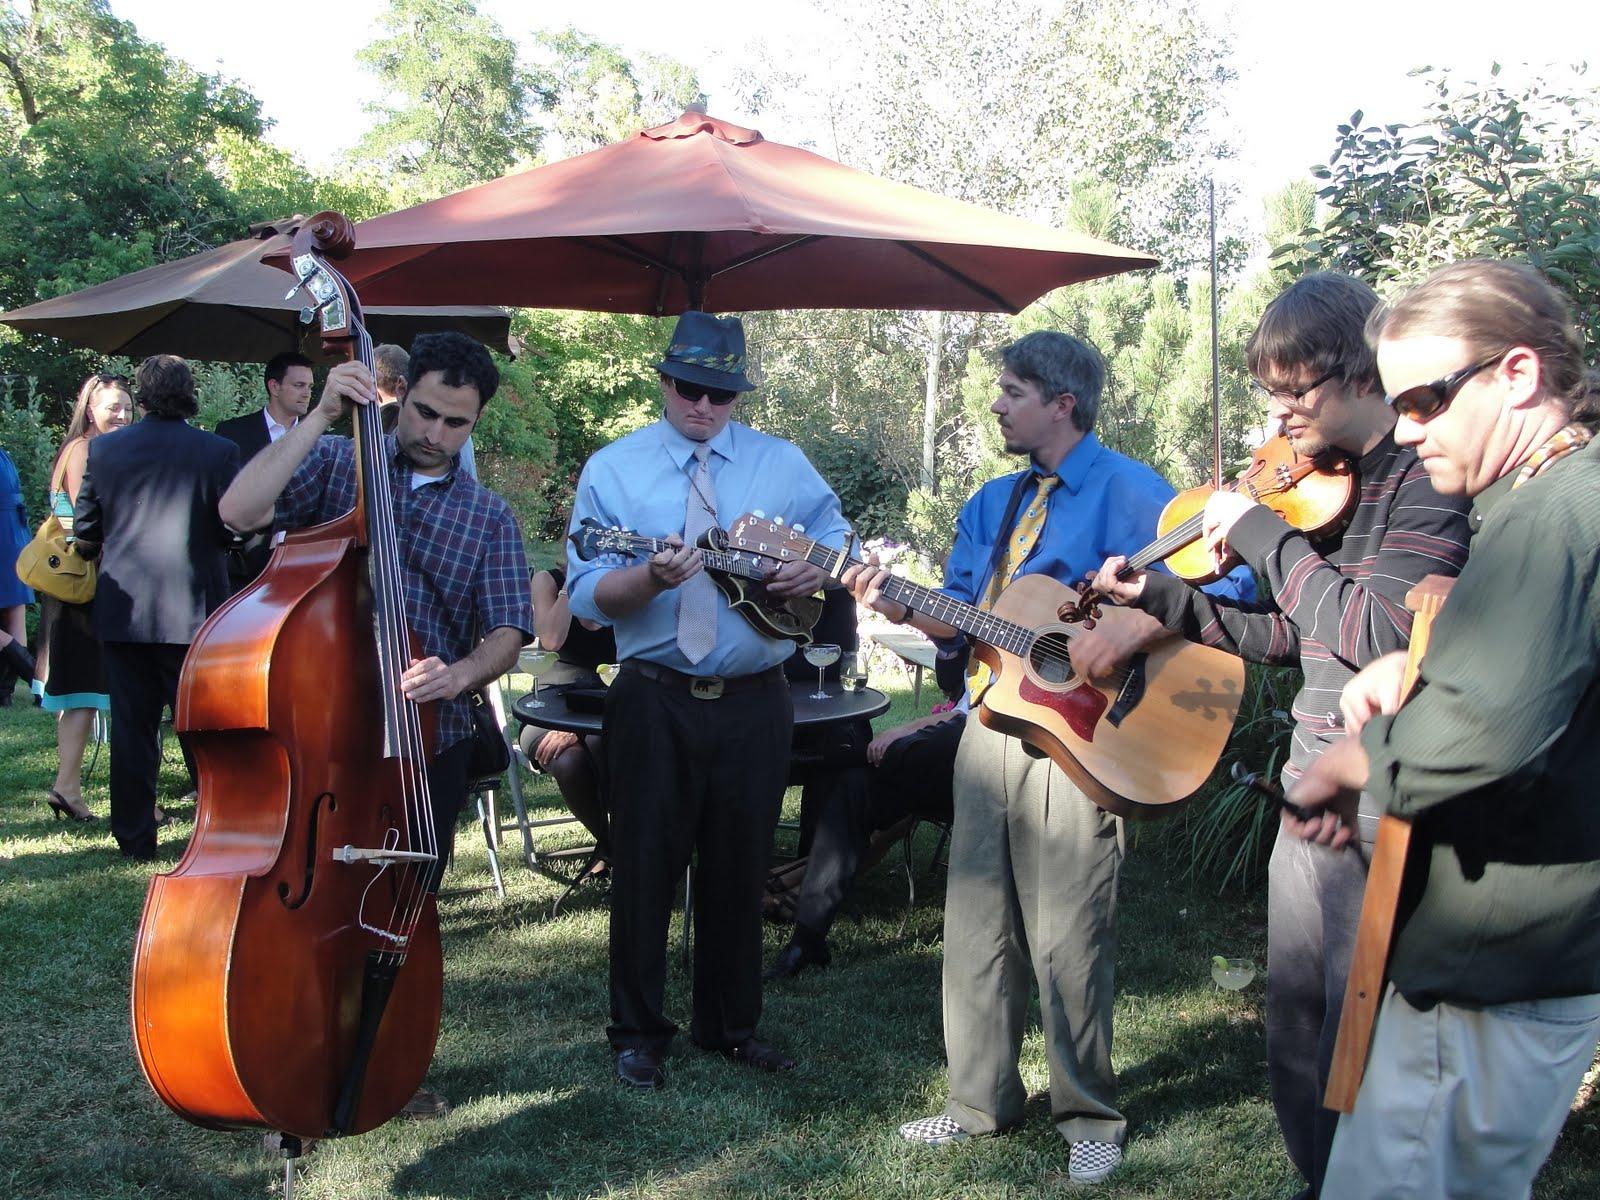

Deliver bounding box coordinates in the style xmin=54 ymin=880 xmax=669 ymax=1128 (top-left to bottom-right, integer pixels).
xmin=624 ymin=534 xmax=768 ymax=582
xmin=797 ymin=540 xmax=1040 ymax=655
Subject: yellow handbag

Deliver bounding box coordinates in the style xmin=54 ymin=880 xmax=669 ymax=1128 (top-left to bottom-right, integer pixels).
xmin=16 ymin=514 xmax=96 ymax=605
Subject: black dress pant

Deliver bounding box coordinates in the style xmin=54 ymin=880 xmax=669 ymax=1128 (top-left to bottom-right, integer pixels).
xmin=421 ymin=734 xmax=475 ymax=894
xmin=604 ymin=664 xmax=792 ymax=1053
xmin=103 ymin=641 xmax=190 ymax=857
xmin=791 ymin=713 xmax=966 ymax=940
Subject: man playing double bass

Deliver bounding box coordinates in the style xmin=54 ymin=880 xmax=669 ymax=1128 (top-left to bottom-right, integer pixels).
xmin=218 ymin=330 xmax=532 ymax=1118
xmin=1092 ymin=272 xmax=1472 ymax=1197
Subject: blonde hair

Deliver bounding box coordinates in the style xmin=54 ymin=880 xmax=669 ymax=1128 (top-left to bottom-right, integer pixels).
xmin=52 ymin=372 xmax=131 ymax=480
xmin=1369 ymin=260 xmax=1594 ymax=413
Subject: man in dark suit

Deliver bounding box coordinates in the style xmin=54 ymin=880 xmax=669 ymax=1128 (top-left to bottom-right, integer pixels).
xmin=215 ymin=352 xmax=313 ymax=590
xmin=74 ymin=355 xmax=239 ymax=859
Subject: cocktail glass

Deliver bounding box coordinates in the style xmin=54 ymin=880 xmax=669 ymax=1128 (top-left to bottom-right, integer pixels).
xmin=803 ymin=643 xmax=841 ymax=700
xmin=520 ymin=644 xmax=558 ymax=708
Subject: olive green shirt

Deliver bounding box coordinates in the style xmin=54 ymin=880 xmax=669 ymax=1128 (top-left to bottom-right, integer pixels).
xmin=1361 ymin=437 xmax=1600 ymax=1008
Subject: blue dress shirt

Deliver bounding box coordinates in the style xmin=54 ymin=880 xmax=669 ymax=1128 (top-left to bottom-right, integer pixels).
xmin=943 ymin=432 xmax=1254 ymax=607
xmin=568 ymin=419 xmax=851 ymax=677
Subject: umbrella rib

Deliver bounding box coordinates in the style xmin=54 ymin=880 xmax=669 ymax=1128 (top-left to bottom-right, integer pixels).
xmin=585 ymin=236 xmax=683 ymax=277
xmin=712 ymin=235 xmax=821 ymax=277
xmin=894 ymin=242 xmax=1018 ymax=312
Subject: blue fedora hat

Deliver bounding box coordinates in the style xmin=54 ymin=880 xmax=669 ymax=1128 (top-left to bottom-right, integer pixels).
xmin=656 ymin=310 xmax=755 ymax=393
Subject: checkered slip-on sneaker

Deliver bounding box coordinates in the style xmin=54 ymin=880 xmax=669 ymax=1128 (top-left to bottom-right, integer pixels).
xmin=1068 ymin=1140 xmax=1122 ymax=1183
xmin=898 ymin=1114 xmax=970 ymax=1145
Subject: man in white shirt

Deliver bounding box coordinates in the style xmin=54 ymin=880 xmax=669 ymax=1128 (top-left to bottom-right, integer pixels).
xmin=215 ymin=352 xmax=314 ymax=589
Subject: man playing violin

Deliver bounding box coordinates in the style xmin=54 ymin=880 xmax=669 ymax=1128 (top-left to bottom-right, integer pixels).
xmin=1092 ymin=272 xmax=1472 ymax=1198
xmin=846 ymin=330 xmax=1251 ymax=1184
xmin=565 ymin=311 xmax=849 ymax=1090
xmin=1286 ymin=260 xmax=1600 ymax=1199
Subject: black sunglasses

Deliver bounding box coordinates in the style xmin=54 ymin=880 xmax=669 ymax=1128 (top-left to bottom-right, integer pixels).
xmin=1385 ymin=352 xmax=1504 ymax=422
xmin=672 ymin=377 xmax=738 ymax=406
xmin=1251 ymin=367 xmax=1341 ymax=404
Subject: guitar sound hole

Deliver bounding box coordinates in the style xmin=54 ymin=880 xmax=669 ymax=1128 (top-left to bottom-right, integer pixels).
xmin=1030 ymin=632 xmax=1075 ymax=685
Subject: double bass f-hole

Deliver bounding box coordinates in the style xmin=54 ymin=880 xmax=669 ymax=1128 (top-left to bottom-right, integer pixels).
xmin=279 ymin=790 xmax=336 ymax=910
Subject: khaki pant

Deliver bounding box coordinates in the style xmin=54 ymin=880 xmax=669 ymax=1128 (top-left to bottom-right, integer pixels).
xmin=941 ymin=717 xmax=1126 ymax=1145
xmin=1323 ymin=985 xmax=1600 ymax=1199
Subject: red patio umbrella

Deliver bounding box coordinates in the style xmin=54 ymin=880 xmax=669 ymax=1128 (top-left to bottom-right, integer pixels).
xmin=1 ymin=218 xmax=512 ymax=361
xmin=271 ymin=111 xmax=1155 ymax=314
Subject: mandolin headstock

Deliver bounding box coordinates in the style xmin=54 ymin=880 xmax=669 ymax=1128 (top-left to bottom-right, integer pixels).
xmin=569 ymin=518 xmax=641 ymax=561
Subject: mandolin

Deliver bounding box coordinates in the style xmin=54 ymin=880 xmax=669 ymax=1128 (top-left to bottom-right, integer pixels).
xmin=727 ymin=513 xmax=1245 ymax=817
xmin=569 ymin=517 xmax=821 ymax=644
xmin=1324 ymin=575 xmax=1453 ymax=1112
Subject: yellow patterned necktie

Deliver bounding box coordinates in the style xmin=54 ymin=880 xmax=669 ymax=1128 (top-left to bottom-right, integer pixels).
xmin=968 ymin=474 xmax=1060 ymax=700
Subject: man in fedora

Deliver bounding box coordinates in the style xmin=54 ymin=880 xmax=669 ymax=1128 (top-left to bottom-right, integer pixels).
xmin=566 ymin=311 xmax=850 ymax=1089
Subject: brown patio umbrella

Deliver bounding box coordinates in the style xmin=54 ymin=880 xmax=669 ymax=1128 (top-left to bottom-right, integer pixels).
xmin=272 ymin=112 xmax=1155 ymax=314
xmin=1 ymin=218 xmax=512 ymax=361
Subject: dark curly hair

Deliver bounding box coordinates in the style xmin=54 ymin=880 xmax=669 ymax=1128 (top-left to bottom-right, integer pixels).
xmin=406 ymin=332 xmax=498 ymax=408
xmin=134 ymin=354 xmax=198 ymax=419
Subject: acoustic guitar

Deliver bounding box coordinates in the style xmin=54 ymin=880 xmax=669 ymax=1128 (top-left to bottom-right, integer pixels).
xmin=727 ymin=514 xmax=1245 ymax=817
xmin=569 ymin=517 xmax=821 ymax=644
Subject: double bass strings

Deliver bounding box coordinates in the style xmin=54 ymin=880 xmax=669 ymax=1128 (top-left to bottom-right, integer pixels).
xmin=329 ymin=306 xmax=435 ymax=954
xmin=368 ymin=325 xmax=438 ymax=950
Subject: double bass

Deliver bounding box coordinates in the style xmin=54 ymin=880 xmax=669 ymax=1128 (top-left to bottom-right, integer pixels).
xmin=130 ymin=213 xmax=442 ymax=1144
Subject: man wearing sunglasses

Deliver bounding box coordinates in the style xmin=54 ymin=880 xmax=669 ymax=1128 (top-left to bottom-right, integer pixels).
xmin=1091 ymin=272 xmax=1473 ymax=1198
xmin=1285 ymin=258 xmax=1600 ymax=1199
xmin=566 ymin=310 xmax=849 ymax=1091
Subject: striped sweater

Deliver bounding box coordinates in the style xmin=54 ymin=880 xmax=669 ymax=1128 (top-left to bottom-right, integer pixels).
xmin=1135 ymin=433 xmax=1474 ymax=787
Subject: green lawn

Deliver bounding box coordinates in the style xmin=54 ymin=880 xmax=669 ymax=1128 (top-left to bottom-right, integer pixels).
xmin=3 ymin=669 xmax=1597 ymax=1199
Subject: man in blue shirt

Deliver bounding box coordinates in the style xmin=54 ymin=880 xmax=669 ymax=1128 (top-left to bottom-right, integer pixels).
xmin=567 ymin=311 xmax=849 ymax=1090
xmin=845 ymin=330 xmax=1237 ymax=1184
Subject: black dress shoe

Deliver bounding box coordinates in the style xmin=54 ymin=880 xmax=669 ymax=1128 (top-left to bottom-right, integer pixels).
xmin=616 ymin=1047 xmax=666 ymax=1089
xmin=763 ymin=937 xmax=831 ymax=981
xmin=719 ymin=1037 xmax=795 ymax=1073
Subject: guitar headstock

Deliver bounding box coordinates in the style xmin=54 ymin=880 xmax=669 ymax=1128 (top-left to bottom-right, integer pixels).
xmin=725 ymin=513 xmax=815 ymax=563
xmin=569 ymin=518 xmax=639 ymax=562
xmin=286 ymin=211 xmax=366 ymax=359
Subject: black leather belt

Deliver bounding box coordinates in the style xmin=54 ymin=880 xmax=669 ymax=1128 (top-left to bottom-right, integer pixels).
xmin=623 ymin=660 xmax=784 ymax=700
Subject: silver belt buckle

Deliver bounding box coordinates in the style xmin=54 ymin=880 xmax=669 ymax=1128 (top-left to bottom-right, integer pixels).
xmin=690 ymin=676 xmax=725 ymax=700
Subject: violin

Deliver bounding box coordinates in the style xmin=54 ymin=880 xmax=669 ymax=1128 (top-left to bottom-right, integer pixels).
xmin=130 ymin=213 xmax=442 ymax=1147
xmin=1121 ymin=434 xmax=1356 ymax=585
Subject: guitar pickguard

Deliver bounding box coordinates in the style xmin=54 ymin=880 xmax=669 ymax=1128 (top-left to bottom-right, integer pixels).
xmin=1016 ymin=673 xmax=1108 ymax=742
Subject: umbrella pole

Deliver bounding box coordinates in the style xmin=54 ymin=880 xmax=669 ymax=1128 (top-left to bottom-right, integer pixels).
xmin=1209 ymin=177 xmax=1222 ymax=489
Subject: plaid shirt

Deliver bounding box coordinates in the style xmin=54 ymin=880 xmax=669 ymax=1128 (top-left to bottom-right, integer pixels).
xmin=276 ymin=434 xmax=533 ymax=752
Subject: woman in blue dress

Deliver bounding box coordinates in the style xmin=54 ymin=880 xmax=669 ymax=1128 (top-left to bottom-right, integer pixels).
xmin=0 ymin=442 xmax=35 ymax=703
xmin=33 ymin=373 xmax=131 ymax=821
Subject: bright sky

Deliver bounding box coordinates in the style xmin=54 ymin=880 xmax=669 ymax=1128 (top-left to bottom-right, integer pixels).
xmin=112 ymin=0 xmax=1597 ymax=238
